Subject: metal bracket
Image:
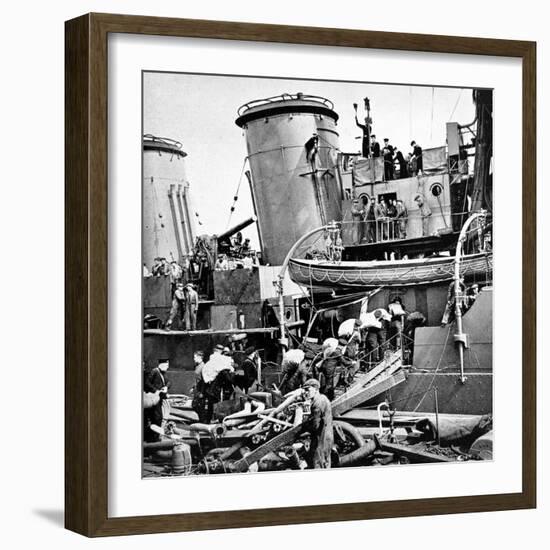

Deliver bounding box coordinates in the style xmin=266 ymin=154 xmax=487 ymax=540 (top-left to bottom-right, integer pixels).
xmin=453 ymin=332 xmax=469 ymax=348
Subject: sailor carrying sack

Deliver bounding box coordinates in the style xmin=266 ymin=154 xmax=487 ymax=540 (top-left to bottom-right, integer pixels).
xmin=143 ymin=390 xmax=160 ymax=409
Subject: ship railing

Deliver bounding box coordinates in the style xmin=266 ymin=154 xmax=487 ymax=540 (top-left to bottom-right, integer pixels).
xmin=339 ymin=211 xmax=489 ymax=248
xmin=336 ymin=215 xmax=436 ymax=248
xmin=289 ymin=212 xmax=490 ymax=263
xmin=143 ymin=133 xmax=183 ymax=150
xmin=356 ymin=331 xmax=415 ymax=368
xmin=237 ymin=93 xmax=334 ymax=117
xmin=341 ymin=217 xmax=413 ymax=246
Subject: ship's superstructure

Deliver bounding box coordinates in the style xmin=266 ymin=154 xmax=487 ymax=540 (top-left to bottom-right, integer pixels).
xmin=143 ymin=134 xmax=196 ymax=267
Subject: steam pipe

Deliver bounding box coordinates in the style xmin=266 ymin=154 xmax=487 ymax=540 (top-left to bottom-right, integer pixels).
xmin=338 ymin=440 xmax=377 ymax=467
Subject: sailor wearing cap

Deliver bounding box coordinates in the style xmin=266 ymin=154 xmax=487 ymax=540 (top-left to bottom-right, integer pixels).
xmin=183 ymin=283 xmax=199 ymax=331
xmin=414 ymin=193 xmax=432 ymax=237
xmin=382 ymin=138 xmax=395 ymax=181
xmin=212 ymin=343 xmax=225 ymax=354
xmin=238 ymin=346 xmax=259 ymax=393
xmin=302 ymin=378 xmax=334 ymax=469
xmin=143 ymin=359 xmax=171 ymax=441
xmin=350 ymin=198 xmax=366 ymax=244
xmin=164 ymin=282 xmax=186 ymax=331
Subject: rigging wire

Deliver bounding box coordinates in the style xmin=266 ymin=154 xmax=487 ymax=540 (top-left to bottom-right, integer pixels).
xmin=430 ymin=87 xmax=435 ymax=142
xmin=448 ymin=89 xmax=463 ymax=121
xmin=409 ymin=86 xmax=413 ymax=139
xmin=225 ymin=157 xmax=249 ymax=231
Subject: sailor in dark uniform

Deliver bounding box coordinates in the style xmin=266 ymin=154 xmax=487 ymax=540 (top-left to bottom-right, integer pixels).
xmin=302 ymin=379 xmax=334 ymax=469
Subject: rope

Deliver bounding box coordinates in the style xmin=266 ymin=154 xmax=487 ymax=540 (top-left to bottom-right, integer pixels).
xmin=448 ymin=89 xmax=463 ymax=121
xmin=412 ymin=325 xmax=452 ymax=412
xmin=430 ymin=87 xmax=435 ymax=141
xmin=225 ymin=157 xmax=248 ymax=231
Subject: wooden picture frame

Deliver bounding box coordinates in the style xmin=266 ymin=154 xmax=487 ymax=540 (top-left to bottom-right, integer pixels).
xmin=65 ymin=12 xmax=536 ymax=537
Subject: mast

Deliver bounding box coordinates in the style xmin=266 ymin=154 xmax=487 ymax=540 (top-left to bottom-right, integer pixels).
xmin=364 ymin=97 xmax=372 ymax=158
xmin=470 ymin=90 xmax=493 ymax=212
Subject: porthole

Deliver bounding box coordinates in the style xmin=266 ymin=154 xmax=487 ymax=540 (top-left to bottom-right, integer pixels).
xmin=430 ymin=183 xmax=443 ymax=197
xmin=358 ymin=193 xmax=370 ymax=206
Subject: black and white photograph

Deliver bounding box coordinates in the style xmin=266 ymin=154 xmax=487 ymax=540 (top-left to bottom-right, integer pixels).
xmin=141 ymin=72 xmax=493 ymax=477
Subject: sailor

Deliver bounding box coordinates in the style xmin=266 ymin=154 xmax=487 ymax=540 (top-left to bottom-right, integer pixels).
xmin=353 ymin=104 xmax=371 ymax=158
xmin=382 ymin=138 xmax=395 ymax=181
xmin=318 ymin=336 xmax=355 ymax=400
xmin=333 ymin=233 xmax=343 ymax=262
xmin=262 ymin=377 xmax=333 ymax=469
xmin=215 ymin=255 xmax=227 ymax=271
xmin=361 ymin=309 xmax=391 ymax=364
xmin=466 ymin=283 xmax=480 ymax=310
xmin=279 ymin=349 xmax=309 ymax=395
xmin=143 ymin=360 xmax=171 ymax=441
xmin=181 ymin=253 xmax=191 ymax=284
xmin=165 ymin=282 xmax=186 ymax=331
xmin=201 ymin=345 xmax=235 ymax=421
xmin=169 ymin=261 xmax=183 ymax=296
xmin=232 ymin=231 xmax=243 ymax=250
xmin=403 ymin=311 xmax=426 ymax=363
xmin=239 ymin=346 xmax=259 ymax=393
xmin=410 ymin=141 xmax=423 ymax=175
xmin=240 ymin=238 xmax=251 ymax=256
xmin=441 ymin=278 xmax=466 ymax=326
xmin=301 ymin=379 xmax=334 ymax=469
xmin=242 ymin=252 xmax=254 ymax=270
xmin=183 ymin=283 xmax=199 ymax=331
xmin=395 ymin=199 xmax=408 ymax=239
xmin=305 ymin=133 xmax=320 ymax=164
xmin=365 ymin=197 xmax=377 ymax=243
xmin=395 ymin=149 xmax=409 ymax=178
xmin=317 ymin=339 xmax=341 ymax=401
xmin=323 ymin=231 xmax=333 ymax=261
xmin=350 ymin=198 xmax=366 ymax=244
xmin=387 ymin=296 xmax=407 ymax=348
xmin=341 ymin=324 xmax=362 ymax=383
xmin=375 ymin=198 xmax=389 ymax=241
xmin=191 ymin=351 xmax=209 ymax=422
xmin=159 ymin=257 xmax=170 ymax=277
xmin=414 ymin=194 xmax=432 ymax=237
xmin=386 ymin=199 xmax=397 ymax=240
xmin=370 ymin=134 xmax=381 ymax=158
xmin=151 ymin=257 xmax=163 ymax=277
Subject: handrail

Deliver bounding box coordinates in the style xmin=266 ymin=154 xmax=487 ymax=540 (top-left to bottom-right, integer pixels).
xmin=453 ymin=210 xmax=487 ymax=384
xmin=275 ymin=223 xmax=334 ymax=346
xmin=237 ymin=93 xmax=335 ymax=117
xmin=295 ymin=210 xmax=490 ymax=252
xmin=143 ymin=134 xmax=183 ymax=150
xmin=357 ymin=331 xmax=411 ymax=366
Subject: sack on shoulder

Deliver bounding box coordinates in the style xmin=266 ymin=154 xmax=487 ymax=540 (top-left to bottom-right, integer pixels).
xmin=143 ymin=391 xmax=160 ymax=409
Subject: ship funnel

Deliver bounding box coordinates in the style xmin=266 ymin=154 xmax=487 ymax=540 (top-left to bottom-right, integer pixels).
xmin=236 ymin=93 xmax=343 ymax=265
xmin=142 ymin=134 xmax=196 ymax=268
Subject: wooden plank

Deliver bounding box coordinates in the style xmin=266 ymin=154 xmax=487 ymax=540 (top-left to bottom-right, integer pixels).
xmin=331 ymin=352 xmax=402 ymax=408
xmin=376 ymin=439 xmax=453 ymax=463
xmin=143 ymin=320 xmax=304 ymax=337
xmin=231 ymin=425 xmax=303 ymax=473
xmin=331 ymin=370 xmax=406 ymax=416
xmin=338 ymin=409 xmax=482 ymax=424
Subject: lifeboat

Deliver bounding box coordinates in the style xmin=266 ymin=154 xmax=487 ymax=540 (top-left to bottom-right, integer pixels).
xmin=288 ymin=251 xmax=492 ymax=289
